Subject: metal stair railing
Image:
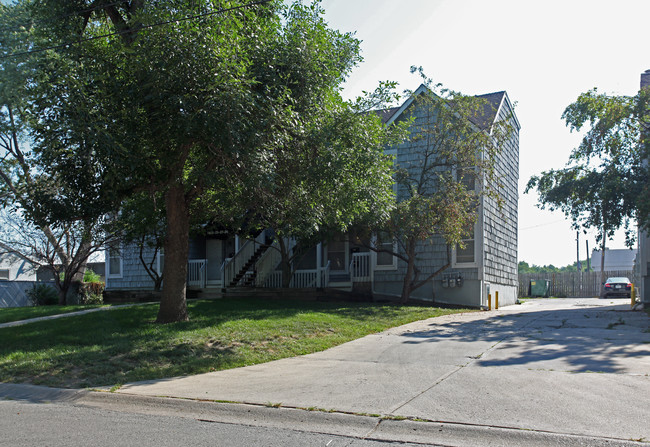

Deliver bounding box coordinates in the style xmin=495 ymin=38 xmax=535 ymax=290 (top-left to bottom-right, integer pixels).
xmin=253 ymin=240 xmax=282 ymax=287
xmin=223 ymin=232 xmax=267 ymax=288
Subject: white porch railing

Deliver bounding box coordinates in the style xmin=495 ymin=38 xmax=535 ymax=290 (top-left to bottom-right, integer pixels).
xmin=350 ymin=252 xmax=370 ymax=282
xmin=188 ymin=259 xmax=207 ymax=287
xmin=264 ymin=271 xmax=283 ymax=288
xmin=320 ymin=261 xmax=330 ymax=288
xmin=223 ymin=231 xmax=267 ymax=287
xmin=263 ymin=261 xmax=331 ymax=289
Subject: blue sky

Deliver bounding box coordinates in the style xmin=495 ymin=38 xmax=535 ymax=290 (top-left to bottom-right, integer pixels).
xmin=319 ymin=0 xmax=650 ymax=266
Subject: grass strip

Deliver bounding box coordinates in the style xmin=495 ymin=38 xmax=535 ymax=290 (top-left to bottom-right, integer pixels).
xmin=0 ymin=298 xmax=472 ymax=389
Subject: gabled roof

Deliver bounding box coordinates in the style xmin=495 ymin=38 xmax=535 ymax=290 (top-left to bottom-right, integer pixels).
xmin=474 ymin=91 xmax=506 ymax=129
xmin=383 ymin=84 xmax=429 ymax=126
xmin=375 ymin=107 xmax=400 ymax=124
xmin=378 ymin=84 xmax=520 ymax=131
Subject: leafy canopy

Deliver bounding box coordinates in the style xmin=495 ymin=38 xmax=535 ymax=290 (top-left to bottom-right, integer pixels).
xmin=526 ymin=88 xmax=650 ymax=247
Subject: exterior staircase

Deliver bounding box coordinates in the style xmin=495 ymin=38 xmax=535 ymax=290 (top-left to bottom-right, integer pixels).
xmin=227 ymin=244 xmax=268 ymax=287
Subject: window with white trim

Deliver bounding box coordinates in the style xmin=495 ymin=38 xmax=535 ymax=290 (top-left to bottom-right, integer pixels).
xmin=375 ymin=233 xmax=397 ymax=270
xmin=107 ymin=244 xmax=123 ymax=278
xmin=456 ymin=166 xmax=476 ymax=192
xmin=454 ymin=224 xmax=477 ymax=266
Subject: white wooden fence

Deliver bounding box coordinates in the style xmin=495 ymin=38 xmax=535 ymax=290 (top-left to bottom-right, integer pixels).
xmin=188 ymin=259 xmax=207 ymax=288
xmin=263 ymin=262 xmax=331 ymax=289
xmin=350 ymin=252 xmax=371 ymax=282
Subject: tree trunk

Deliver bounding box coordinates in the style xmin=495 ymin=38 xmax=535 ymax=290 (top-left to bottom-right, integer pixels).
xmin=57 ymin=271 xmax=72 ymax=305
xmin=154 ymin=276 xmax=163 ymax=292
xmin=70 ymin=236 xmax=92 ymax=304
xmin=399 ymin=238 xmax=417 ymax=304
xmin=57 ymin=280 xmax=68 ymax=305
xmin=156 ymin=183 xmax=190 ymax=323
xmin=278 ymin=237 xmax=292 ymax=288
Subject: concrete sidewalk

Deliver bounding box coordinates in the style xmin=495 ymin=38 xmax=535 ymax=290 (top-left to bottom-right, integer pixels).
xmin=115 ymin=298 xmax=650 ymax=442
xmin=0 ymin=302 xmax=154 ymax=329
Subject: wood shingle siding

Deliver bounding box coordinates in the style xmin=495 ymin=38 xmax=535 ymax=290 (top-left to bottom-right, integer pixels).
xmin=106 ymin=244 xmax=161 ymax=290
xmin=481 ymin=96 xmax=519 ymax=289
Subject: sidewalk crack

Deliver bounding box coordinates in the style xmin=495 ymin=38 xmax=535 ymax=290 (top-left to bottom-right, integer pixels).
xmin=388 ymin=313 xmax=543 ymax=415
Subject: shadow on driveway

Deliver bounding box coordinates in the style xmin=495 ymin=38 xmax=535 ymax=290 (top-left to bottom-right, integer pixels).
xmin=399 ymin=299 xmax=650 ymax=374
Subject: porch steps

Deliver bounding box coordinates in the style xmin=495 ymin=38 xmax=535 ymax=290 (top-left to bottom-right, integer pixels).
xmin=228 ymin=245 xmax=268 ymax=287
xmin=329 ymin=273 xmax=351 ymax=282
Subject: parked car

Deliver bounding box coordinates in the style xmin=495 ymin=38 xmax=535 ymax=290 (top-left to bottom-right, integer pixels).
xmin=602 ymin=277 xmax=632 ymax=298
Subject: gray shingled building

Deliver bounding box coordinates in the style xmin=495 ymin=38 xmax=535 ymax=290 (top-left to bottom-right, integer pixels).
xmin=106 ymin=85 xmax=520 ymax=307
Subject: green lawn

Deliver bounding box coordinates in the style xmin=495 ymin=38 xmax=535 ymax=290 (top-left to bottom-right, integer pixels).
xmin=0 ymin=298 xmax=472 ymax=389
xmin=0 ymin=305 xmax=107 ymax=324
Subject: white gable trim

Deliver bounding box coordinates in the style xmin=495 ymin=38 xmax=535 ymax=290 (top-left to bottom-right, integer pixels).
xmin=385 ymin=84 xmax=430 ymax=126
xmin=496 ymin=92 xmax=521 ymax=131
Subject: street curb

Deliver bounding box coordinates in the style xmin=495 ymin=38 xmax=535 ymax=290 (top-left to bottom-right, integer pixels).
xmin=2 ymin=384 xmax=646 ymax=446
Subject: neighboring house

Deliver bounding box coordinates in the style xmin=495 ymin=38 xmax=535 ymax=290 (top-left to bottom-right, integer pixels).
xmin=0 ymin=242 xmax=41 ymax=308
xmin=0 ymin=242 xmax=39 ymax=282
xmin=590 ymin=249 xmax=636 ymax=272
xmin=35 ymin=261 xmax=106 ymax=283
xmin=106 ymin=85 xmax=520 ymax=308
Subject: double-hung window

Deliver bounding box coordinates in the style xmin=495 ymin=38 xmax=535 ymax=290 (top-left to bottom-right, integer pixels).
xmin=375 ymin=233 xmax=397 ymax=270
xmin=107 ymin=243 xmax=123 ymax=278
xmin=455 ymin=227 xmax=476 ymax=265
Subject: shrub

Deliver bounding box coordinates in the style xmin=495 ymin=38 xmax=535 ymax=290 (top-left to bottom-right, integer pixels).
xmin=27 ymin=284 xmax=59 ymax=306
xmin=82 ymin=292 xmax=104 ymax=305
xmin=80 ymin=280 xmax=105 ymax=305
xmin=83 ymin=269 xmax=102 ymax=283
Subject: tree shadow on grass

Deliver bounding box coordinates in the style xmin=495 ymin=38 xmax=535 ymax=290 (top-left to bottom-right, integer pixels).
xmin=0 ymin=298 xmax=451 ymax=388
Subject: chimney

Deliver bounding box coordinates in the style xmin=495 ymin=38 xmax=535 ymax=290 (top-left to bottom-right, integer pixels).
xmin=642 ymin=69 xmax=650 ymax=90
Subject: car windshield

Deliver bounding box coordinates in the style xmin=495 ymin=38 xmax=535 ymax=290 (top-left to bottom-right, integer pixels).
xmin=606 ymin=277 xmax=630 ymax=284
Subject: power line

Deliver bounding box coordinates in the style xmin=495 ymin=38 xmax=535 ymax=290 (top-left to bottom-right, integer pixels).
xmin=519 ymin=219 xmax=567 ymax=231
xmin=0 ymin=0 xmax=272 ymax=60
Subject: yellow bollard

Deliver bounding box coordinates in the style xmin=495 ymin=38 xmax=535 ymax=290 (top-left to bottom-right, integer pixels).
xmin=495 ymin=291 xmax=499 ymax=310
xmin=487 ymin=293 xmax=492 ymax=310
xmin=631 ymin=283 xmax=635 ymax=308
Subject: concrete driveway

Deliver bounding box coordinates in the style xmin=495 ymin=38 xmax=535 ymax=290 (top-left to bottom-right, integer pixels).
xmin=118 ymin=298 xmax=650 ymax=441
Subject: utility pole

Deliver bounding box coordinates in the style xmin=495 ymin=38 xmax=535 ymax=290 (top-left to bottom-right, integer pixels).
xmin=577 ymin=232 xmax=582 ymax=292
xmin=586 ymin=240 xmax=590 ymax=271
xmin=576 ymin=231 xmax=581 ymax=272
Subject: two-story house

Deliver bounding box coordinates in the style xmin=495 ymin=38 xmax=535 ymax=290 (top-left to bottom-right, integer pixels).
xmin=106 ymin=84 xmax=520 ymax=307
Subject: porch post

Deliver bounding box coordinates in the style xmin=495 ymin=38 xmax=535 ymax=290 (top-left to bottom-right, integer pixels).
xmin=316 ymin=243 xmax=322 ymax=287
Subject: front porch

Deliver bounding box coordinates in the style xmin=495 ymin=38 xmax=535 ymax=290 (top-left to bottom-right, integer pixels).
xmin=187 ymin=249 xmax=372 ymax=293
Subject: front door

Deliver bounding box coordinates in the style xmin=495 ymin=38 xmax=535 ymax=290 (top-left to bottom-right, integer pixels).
xmin=206 ymin=239 xmax=222 ymax=284
xmin=326 ymin=236 xmax=349 ymax=273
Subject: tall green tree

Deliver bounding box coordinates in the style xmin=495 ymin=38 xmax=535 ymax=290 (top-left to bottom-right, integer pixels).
xmin=9 ymin=0 xmax=397 ymax=321
xmin=245 ymin=84 xmax=406 ymax=287
xmin=0 ymin=1 xmax=109 ymax=303
xmin=526 ymin=88 xmax=649 ymax=287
